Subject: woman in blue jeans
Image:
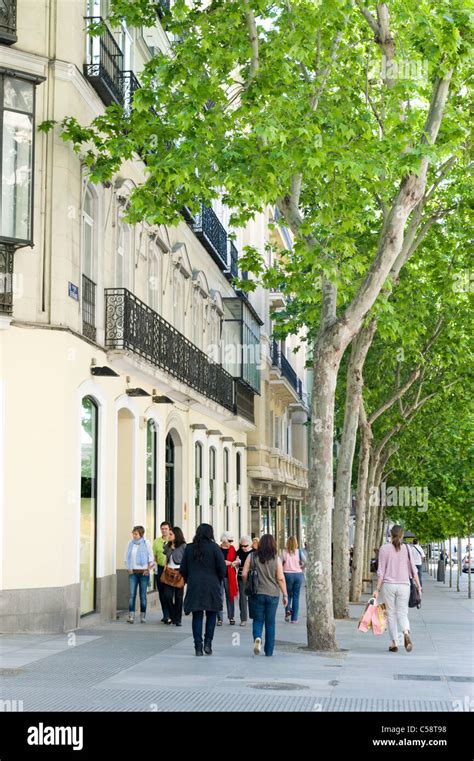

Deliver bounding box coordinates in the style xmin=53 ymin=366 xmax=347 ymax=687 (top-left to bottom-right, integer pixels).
xmin=282 ymin=536 xmax=306 ymax=623
xmin=124 ymin=526 xmax=155 ymax=623
xmin=242 ymin=534 xmax=288 ymax=657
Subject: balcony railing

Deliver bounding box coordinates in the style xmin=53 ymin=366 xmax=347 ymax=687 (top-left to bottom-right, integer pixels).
xmin=0 ymin=245 xmax=14 ymax=315
xmin=156 ymin=0 xmax=171 ymax=19
xmin=105 ymin=288 xmax=235 ymax=411
xmin=82 ymin=274 xmax=97 ymax=342
xmin=228 ymin=241 xmax=238 ymax=280
xmin=84 ymin=17 xmax=124 ymax=106
xmin=0 ymin=0 xmax=17 ymax=45
xmin=119 ymin=70 xmax=141 ymax=113
xmin=186 ymin=203 xmax=228 ymax=270
xmin=271 ymin=339 xmax=304 ymax=399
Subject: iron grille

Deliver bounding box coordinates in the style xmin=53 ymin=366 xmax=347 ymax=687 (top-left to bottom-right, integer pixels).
xmin=189 ymin=203 xmax=228 ymax=270
xmin=119 ymin=70 xmax=140 ymax=113
xmin=280 ymin=353 xmax=298 ymax=392
xmin=0 ymin=244 xmax=14 ymax=315
xmin=0 ymin=0 xmax=17 ymax=44
xmin=271 ymin=338 xmax=280 ymax=368
xmin=82 ymin=274 xmax=97 ymax=342
xmin=228 ymin=241 xmax=238 ymax=280
xmin=235 ymin=379 xmax=255 ymax=423
xmin=105 ymin=288 xmax=235 ymax=411
xmin=84 ymin=17 xmax=124 ymax=106
xmin=156 ymin=0 xmax=171 ymax=19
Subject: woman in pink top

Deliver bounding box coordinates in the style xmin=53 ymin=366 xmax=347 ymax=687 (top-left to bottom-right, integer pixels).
xmin=374 ymin=525 xmax=422 ymax=653
xmin=281 ymin=536 xmax=306 ymax=623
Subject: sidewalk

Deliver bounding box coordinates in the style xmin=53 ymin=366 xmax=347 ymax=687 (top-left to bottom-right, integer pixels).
xmin=1 ymin=573 xmax=472 ymax=712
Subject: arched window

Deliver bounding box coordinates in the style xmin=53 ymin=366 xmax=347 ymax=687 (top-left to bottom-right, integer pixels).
xmin=117 ymin=213 xmax=132 ymax=290
xmin=223 ymin=448 xmax=230 ymax=531
xmin=165 ymin=433 xmax=175 ymax=526
xmin=173 ymin=268 xmax=184 ymax=333
xmin=146 ymin=420 xmax=157 ymax=586
xmin=209 ymin=446 xmax=216 ymax=529
xmin=148 ymin=242 xmax=161 ymax=312
xmin=192 ymin=289 xmax=203 ymax=349
xmin=195 ymin=442 xmax=203 ymax=527
xmin=80 ymin=396 xmax=98 ymax=615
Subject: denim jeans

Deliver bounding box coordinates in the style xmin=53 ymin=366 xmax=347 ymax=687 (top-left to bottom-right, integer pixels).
xmin=128 ymin=572 xmax=148 ymax=613
xmin=192 ymin=611 xmax=218 ymax=646
xmin=416 ymin=565 xmax=422 ymax=588
xmin=284 ymin=572 xmax=304 ymax=621
xmin=252 ymin=594 xmax=279 ymax=656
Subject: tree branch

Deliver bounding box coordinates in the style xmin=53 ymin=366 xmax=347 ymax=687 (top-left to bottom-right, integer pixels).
xmin=243 ymin=0 xmax=259 ymax=81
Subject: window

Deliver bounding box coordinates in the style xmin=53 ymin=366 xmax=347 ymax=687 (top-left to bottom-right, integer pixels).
xmin=80 ymin=396 xmax=98 ymax=615
xmin=236 ymin=452 xmax=242 ymax=539
xmin=223 ymin=448 xmax=230 ymax=530
xmin=222 ymin=297 xmax=261 ymax=392
xmin=0 ymin=75 xmax=36 ymax=245
xmin=209 ymin=446 xmax=216 ymax=529
xmin=192 ymin=289 xmax=203 ymax=349
xmin=82 ymin=185 xmax=97 ymax=341
xmin=195 ymin=442 xmax=203 ymax=527
xmin=173 ymin=268 xmax=184 ymax=333
xmin=148 ymin=241 xmax=160 ymax=312
xmin=165 ymin=433 xmax=174 ymax=525
xmin=117 ymin=213 xmax=132 ymax=289
xmin=146 ymin=420 xmax=157 ymax=587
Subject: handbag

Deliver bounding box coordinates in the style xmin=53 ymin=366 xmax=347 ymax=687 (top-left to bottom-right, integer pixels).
xmin=162 ymin=565 xmax=184 ymax=589
xmin=409 ymin=578 xmax=421 ymax=609
xmin=358 ymin=599 xmax=375 ymax=632
xmin=245 ymin=553 xmax=259 ymax=596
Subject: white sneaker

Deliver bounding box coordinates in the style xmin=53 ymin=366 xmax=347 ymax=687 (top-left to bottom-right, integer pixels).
xmin=127 ymin=613 xmax=134 ymax=624
xmin=253 ymin=637 xmax=262 ymax=655
xmin=140 ymin=613 xmax=146 ymax=624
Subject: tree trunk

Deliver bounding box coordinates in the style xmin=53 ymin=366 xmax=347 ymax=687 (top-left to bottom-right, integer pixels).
xmin=457 ymin=537 xmax=461 ymax=592
xmin=306 ymin=331 xmax=343 ymax=651
xmin=350 ymin=402 xmax=373 ymax=602
xmin=363 ymin=451 xmax=378 ymax=590
xmin=333 ymin=322 xmax=376 ymax=618
xmin=449 ymin=537 xmax=452 ymax=588
xmin=468 ymin=524 xmax=472 ymax=600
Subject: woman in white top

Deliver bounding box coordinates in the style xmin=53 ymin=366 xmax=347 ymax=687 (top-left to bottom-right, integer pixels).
xmin=281 ymin=536 xmax=306 ymax=623
xmin=124 ymin=526 xmax=154 ymax=624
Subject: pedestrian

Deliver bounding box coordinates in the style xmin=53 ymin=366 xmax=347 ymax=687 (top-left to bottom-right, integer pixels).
xmin=242 ymin=533 xmax=288 ymax=657
xmin=180 ymin=524 xmax=227 ymax=656
xmin=217 ymin=532 xmax=238 ymax=626
xmin=373 ymin=525 xmax=422 ymax=652
xmin=162 ymin=527 xmax=187 ymax=626
xmin=409 ymin=538 xmax=425 ymax=588
xmin=252 ymin=537 xmax=259 ymax=550
xmin=281 ymin=536 xmax=305 ymax=623
xmin=152 ymin=521 xmax=172 ymax=623
xmin=124 ymin=526 xmax=155 ymax=624
xmin=235 ymin=535 xmax=254 ymax=626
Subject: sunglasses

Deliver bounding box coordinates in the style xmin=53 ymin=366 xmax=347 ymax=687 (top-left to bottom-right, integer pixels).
xmin=241 ymin=544 xmax=250 ymax=548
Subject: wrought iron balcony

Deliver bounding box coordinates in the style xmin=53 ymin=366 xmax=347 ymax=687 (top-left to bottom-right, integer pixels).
xmin=271 ymin=339 xmax=304 ymax=399
xmin=84 ymin=17 xmax=124 ymax=107
xmin=156 ymin=0 xmax=171 ymax=19
xmin=105 ymin=288 xmax=235 ymax=411
xmin=0 ymin=244 xmax=14 ymax=315
xmin=271 ymin=338 xmax=280 ymax=368
xmin=186 ymin=203 xmax=228 ymax=270
xmin=82 ymin=274 xmax=97 ymax=342
xmin=281 ymin=353 xmax=298 ymax=392
xmin=119 ymin=70 xmax=140 ymax=113
xmin=0 ymin=0 xmax=17 ymax=45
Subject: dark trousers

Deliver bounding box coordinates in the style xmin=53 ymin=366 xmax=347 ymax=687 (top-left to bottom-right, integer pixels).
xmin=218 ymin=578 xmax=235 ymax=621
xmin=155 ymin=565 xmax=170 ymax=620
xmin=192 ymin=611 xmax=218 ymax=646
xmin=237 ymin=575 xmax=248 ymax=622
xmin=416 ymin=564 xmax=423 ymax=588
xmin=162 ymin=583 xmax=184 ymax=624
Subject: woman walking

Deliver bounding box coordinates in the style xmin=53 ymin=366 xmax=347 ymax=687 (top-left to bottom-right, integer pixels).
xmin=281 ymin=536 xmax=306 ymax=623
xmin=242 ymin=534 xmax=288 ymax=657
xmin=235 ymin=535 xmax=254 ymax=626
xmin=374 ymin=525 xmax=422 ymax=652
xmin=162 ymin=527 xmax=187 ymax=626
xmin=180 ymin=524 xmax=227 ymax=656
xmin=217 ymin=532 xmax=238 ymax=626
xmin=124 ymin=526 xmax=155 ymax=624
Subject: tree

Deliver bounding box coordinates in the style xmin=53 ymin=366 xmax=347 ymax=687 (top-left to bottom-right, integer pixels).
xmin=43 ymin=0 xmax=472 ymax=649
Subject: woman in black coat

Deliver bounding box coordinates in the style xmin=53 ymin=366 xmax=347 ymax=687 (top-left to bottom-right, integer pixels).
xmin=180 ymin=523 xmax=227 ymax=656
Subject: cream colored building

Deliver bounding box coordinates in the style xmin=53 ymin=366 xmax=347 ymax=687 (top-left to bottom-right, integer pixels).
xmin=0 ymin=0 xmax=308 ymax=633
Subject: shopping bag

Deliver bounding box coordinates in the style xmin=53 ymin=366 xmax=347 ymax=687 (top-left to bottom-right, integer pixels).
xmin=371 ymin=602 xmax=387 ymax=636
xmin=357 ymin=599 xmax=375 ymax=632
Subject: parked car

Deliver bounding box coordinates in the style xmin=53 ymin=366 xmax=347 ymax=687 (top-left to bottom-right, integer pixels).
xmin=462 ymin=556 xmax=474 ymax=573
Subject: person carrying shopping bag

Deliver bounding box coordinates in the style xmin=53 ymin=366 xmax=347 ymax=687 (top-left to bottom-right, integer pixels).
xmin=374 ymin=525 xmax=422 ymax=652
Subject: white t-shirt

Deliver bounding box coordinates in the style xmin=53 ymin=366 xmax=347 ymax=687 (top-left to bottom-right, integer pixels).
xmin=410 ymin=544 xmax=424 ymax=565
xmin=124 ymin=540 xmax=153 ymax=570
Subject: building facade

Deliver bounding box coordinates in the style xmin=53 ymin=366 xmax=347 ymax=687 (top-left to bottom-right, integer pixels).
xmin=0 ymin=0 xmax=308 ymax=633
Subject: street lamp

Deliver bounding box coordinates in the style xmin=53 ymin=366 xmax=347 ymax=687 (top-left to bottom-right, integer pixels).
xmin=0 ymin=68 xmax=45 ymax=316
